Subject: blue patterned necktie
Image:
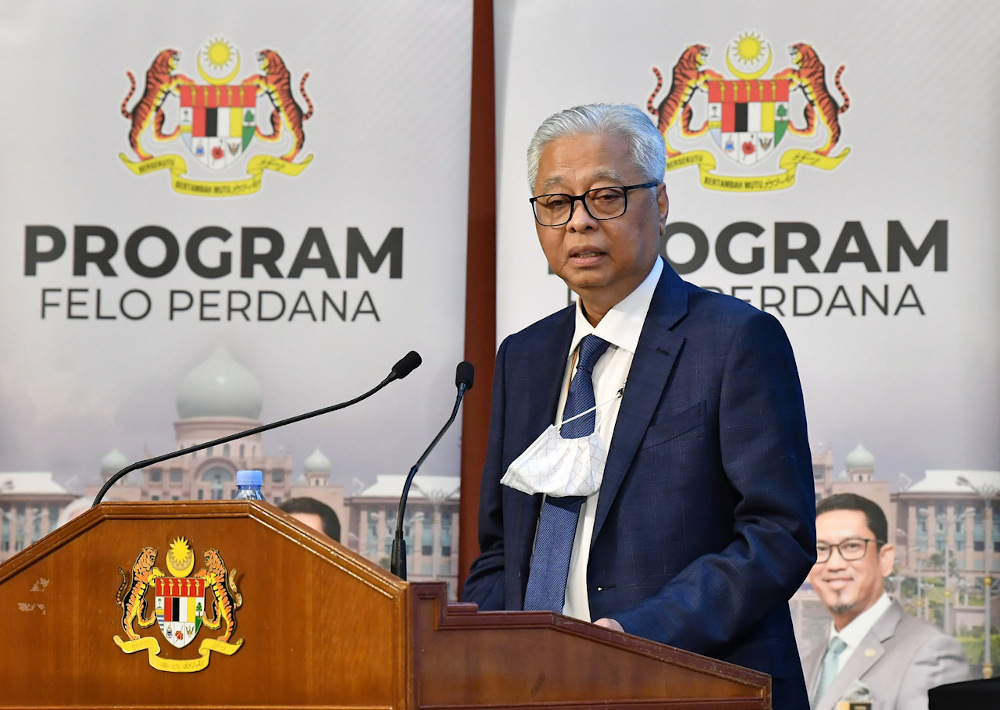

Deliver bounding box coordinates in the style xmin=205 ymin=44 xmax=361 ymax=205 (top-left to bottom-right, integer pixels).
xmin=523 ymin=334 xmax=611 ymax=612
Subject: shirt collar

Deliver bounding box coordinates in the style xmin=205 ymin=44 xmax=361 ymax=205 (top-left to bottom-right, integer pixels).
xmin=570 ymin=257 xmax=662 ymax=356
xmin=829 ymin=592 xmax=892 ymax=649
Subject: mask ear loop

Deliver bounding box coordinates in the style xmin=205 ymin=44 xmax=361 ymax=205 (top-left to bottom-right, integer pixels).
xmin=555 ymin=381 xmax=627 ymax=429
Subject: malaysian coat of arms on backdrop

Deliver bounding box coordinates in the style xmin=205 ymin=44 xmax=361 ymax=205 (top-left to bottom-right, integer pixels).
xmin=647 ymin=31 xmax=850 ymax=192
xmin=118 ymin=36 xmax=314 ymax=197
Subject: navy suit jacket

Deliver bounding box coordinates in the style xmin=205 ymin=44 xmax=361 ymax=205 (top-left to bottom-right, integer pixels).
xmin=463 ymin=263 xmax=816 ymax=709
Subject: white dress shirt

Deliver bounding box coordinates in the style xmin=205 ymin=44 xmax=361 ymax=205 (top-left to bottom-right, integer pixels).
xmin=554 ymin=257 xmax=663 ymax=620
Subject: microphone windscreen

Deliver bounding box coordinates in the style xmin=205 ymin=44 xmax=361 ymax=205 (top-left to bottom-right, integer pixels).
xmin=455 ymin=361 xmax=474 ymax=390
xmin=391 ymin=351 xmax=422 ymax=379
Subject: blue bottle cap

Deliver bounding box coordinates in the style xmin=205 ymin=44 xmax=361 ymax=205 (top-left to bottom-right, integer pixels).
xmin=236 ymin=469 xmax=263 ymax=487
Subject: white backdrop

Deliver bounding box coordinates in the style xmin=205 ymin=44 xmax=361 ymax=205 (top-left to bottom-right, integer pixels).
xmin=0 ymin=1 xmax=472 ymax=488
xmin=494 ymin=0 xmax=1000 ymax=482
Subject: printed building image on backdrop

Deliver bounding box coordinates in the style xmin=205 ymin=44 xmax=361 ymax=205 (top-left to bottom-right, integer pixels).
xmin=0 ymin=345 xmax=463 ymax=597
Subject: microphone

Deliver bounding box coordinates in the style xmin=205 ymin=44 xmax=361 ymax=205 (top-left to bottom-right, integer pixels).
xmin=391 ymin=350 xmax=422 ymax=380
xmin=390 ymin=361 xmax=474 ymax=580
xmin=91 ymin=351 xmax=422 ymax=507
xmin=455 ymin=360 xmax=474 ymax=395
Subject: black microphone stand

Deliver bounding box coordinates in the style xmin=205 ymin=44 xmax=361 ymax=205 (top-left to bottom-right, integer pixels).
xmin=92 ymin=352 xmax=422 ymax=507
xmin=390 ymin=365 xmax=472 ymax=580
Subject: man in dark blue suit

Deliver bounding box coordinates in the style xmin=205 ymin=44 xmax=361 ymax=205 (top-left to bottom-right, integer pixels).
xmin=462 ymin=103 xmax=816 ymax=708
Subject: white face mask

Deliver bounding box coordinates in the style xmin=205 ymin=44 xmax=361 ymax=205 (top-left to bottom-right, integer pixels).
xmin=500 ymin=388 xmax=622 ymax=498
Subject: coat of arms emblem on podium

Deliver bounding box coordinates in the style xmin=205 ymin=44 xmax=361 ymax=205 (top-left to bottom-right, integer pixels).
xmin=113 ymin=537 xmax=243 ymax=672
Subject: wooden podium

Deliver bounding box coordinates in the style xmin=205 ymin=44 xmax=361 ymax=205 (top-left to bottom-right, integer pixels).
xmin=0 ymin=501 xmax=770 ymax=709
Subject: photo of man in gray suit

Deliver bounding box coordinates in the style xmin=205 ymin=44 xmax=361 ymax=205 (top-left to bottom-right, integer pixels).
xmin=804 ymin=493 xmax=971 ymax=709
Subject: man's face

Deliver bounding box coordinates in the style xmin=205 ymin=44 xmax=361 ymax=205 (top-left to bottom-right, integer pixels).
xmin=533 ymin=132 xmax=668 ymax=322
xmin=808 ymin=509 xmax=894 ymax=630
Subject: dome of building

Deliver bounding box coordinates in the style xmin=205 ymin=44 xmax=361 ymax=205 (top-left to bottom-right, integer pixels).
xmin=176 ymin=346 xmax=263 ymax=420
xmin=305 ymin=448 xmax=331 ymax=474
xmin=846 ymin=443 xmax=875 ymax=471
xmin=101 ymin=447 xmax=128 ymax=474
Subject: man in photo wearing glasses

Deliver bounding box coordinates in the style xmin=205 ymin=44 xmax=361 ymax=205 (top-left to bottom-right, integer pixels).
xmin=805 ymin=493 xmax=970 ymax=710
xmin=463 ymin=103 xmax=816 ymax=709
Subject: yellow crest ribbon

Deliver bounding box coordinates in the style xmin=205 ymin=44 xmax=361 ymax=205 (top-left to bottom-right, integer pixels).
xmin=119 ymin=153 xmax=313 ymax=197
xmin=664 ymin=144 xmax=850 ymax=192
xmin=114 ymin=634 xmax=244 ymax=673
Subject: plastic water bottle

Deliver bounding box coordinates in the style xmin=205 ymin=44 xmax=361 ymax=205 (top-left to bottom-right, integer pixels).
xmin=234 ymin=469 xmax=265 ymax=501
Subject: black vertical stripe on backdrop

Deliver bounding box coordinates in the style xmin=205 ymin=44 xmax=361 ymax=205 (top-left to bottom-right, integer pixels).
xmin=734 ymin=103 xmax=748 ymax=133
xmin=205 ymin=109 xmax=218 ymax=138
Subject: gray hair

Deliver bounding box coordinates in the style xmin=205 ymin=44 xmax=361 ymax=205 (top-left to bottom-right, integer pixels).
xmin=526 ymin=103 xmax=666 ymax=192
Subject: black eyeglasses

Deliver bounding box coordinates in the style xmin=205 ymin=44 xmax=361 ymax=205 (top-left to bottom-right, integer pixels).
xmin=815 ymin=537 xmax=883 ymax=563
xmin=529 ymin=181 xmax=660 ymax=227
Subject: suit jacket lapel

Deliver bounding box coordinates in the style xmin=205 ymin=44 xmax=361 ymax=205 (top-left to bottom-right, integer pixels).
xmin=802 ymin=638 xmax=827 ymax=698
xmin=816 ymin=602 xmax=903 ymax=710
xmin=509 ymin=306 xmax=576 ymax=580
xmin=592 ymin=266 xmax=689 ymax=544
